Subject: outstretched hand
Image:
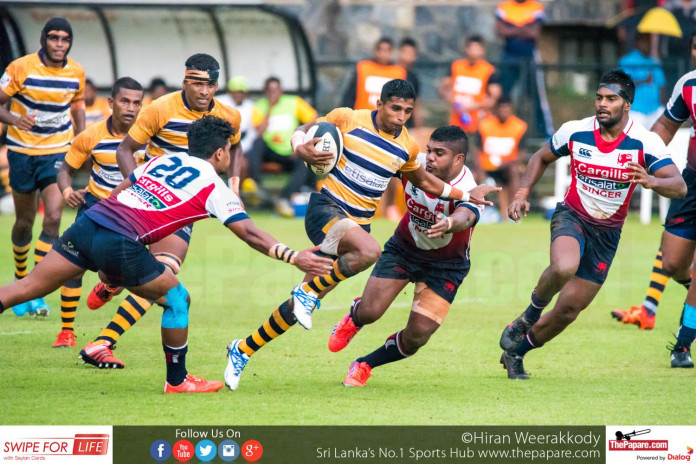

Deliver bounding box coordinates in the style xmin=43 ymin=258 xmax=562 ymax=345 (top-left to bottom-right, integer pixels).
xmin=293 ymin=245 xmax=334 ymax=275
xmin=469 ymin=184 xmax=501 ymax=206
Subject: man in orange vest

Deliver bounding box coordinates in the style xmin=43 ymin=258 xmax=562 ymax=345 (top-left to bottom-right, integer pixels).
xmin=441 ymin=35 xmax=501 ymax=137
xmin=477 ymin=96 xmax=527 ymax=217
xmin=341 ymin=38 xmax=407 ymax=110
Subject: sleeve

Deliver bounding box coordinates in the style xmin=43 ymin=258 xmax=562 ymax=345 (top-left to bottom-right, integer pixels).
xmin=295 ymin=97 xmax=318 ymax=124
xmin=318 ymin=107 xmax=354 ymax=133
xmin=63 ymin=130 xmax=92 ymax=169
xmin=399 ymin=137 xmax=422 ymax=172
xmin=663 ymin=73 xmax=691 ymax=123
xmin=488 ymin=70 xmax=501 ymax=86
xmin=72 ymin=65 xmax=86 ymax=102
xmin=225 ymin=106 xmax=242 ymax=146
xmin=206 ymin=178 xmax=249 ymax=225
xmin=0 ymin=60 xmax=23 ymax=97
xmin=549 ymin=121 xmax=574 ymax=157
xmin=643 ymin=132 xmax=675 ymax=174
xmin=128 ymin=103 xmax=163 ymax=145
xmin=454 ymin=171 xmax=484 ymax=224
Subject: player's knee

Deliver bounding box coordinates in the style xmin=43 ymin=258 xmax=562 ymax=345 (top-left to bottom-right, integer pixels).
xmin=160 ymin=283 xmax=190 ymax=329
xmin=155 ymin=253 xmax=182 ymax=275
xmin=660 ymin=256 xmax=682 ymax=277
xmin=41 ymin=211 xmax=61 ymax=234
xmin=548 ymin=262 xmax=576 ymax=282
xmin=354 ymin=299 xmax=380 ymax=324
xmin=401 ymin=328 xmax=432 ymax=352
xmin=355 ymin=242 xmax=381 ymax=270
xmin=13 ymin=216 xmax=34 ymax=235
xmin=556 ymin=303 xmax=584 ymax=325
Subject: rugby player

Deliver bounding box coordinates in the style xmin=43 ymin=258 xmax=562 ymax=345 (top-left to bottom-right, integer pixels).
xmin=52 ymin=77 xmax=144 ymax=348
xmin=0 ymin=18 xmax=85 ymax=317
xmin=328 ymin=126 xmax=484 ymax=387
xmin=0 ymin=115 xmax=333 ymax=393
xmin=78 ymin=53 xmax=242 ymax=369
xmin=498 ymin=70 xmax=686 ymax=379
xmin=610 ymin=35 xmax=696 ymax=368
xmin=224 ymin=79 xmax=499 ymax=390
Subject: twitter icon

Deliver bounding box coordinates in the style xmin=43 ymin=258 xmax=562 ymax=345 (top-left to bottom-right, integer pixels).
xmin=195 ymin=439 xmax=216 ymax=462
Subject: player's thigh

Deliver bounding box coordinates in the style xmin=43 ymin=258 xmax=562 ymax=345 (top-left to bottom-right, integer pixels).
xmin=11 ymin=189 xmax=37 ymax=224
xmin=149 ymin=226 xmax=192 ymax=263
xmin=127 ymin=267 xmax=179 ymax=302
xmin=660 ymin=230 xmax=696 ymax=276
xmin=549 ymin=235 xmax=582 ymax=274
xmin=338 ymin=225 xmax=380 ymax=256
xmin=360 ymin=276 xmax=409 ymax=320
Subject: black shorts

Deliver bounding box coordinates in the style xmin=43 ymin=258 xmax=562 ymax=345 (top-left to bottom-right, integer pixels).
xmin=8 ymin=150 xmax=65 ymax=193
xmin=173 ymin=223 xmax=194 ymax=244
xmin=75 ymin=192 xmax=101 ymax=219
xmin=550 ymin=203 xmax=621 ymax=285
xmin=305 ymin=192 xmax=369 ymax=249
xmin=665 ymin=167 xmax=696 ymax=241
xmin=370 ymin=239 xmax=469 ymax=303
xmin=54 ymin=216 xmax=165 ymax=287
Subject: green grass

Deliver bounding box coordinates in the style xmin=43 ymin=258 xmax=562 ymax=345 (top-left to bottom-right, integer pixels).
xmin=0 ymin=211 xmax=692 ymax=425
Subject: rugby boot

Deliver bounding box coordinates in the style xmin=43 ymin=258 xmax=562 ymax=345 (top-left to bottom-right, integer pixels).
xmin=79 ymin=340 xmax=124 ymax=369
xmin=500 ymin=351 xmax=529 ymax=380
xmin=52 ymin=329 xmax=76 ymax=348
xmin=343 ymin=361 xmax=372 ymax=387
xmin=499 ymin=315 xmax=532 ymax=351
xmin=165 ymin=374 xmax=223 ymax=393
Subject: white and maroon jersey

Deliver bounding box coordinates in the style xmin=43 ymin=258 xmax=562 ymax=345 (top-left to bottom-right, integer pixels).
xmin=85 ymin=153 xmax=248 ymax=244
xmin=551 ymin=116 xmax=674 ymax=227
xmin=664 ymin=69 xmax=696 ymax=173
xmin=390 ymin=153 xmax=484 ymax=263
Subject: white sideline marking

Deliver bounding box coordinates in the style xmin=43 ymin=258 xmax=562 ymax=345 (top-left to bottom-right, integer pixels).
xmin=0 ymin=330 xmax=33 ymax=335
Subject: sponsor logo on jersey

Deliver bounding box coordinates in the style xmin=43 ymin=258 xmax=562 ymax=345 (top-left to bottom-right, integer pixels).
xmin=577 ymin=173 xmax=629 ymax=190
xmin=577 ymin=147 xmax=592 ymax=158
xmin=576 ymin=162 xmax=632 ymax=181
xmin=617 ymin=153 xmax=632 ymax=165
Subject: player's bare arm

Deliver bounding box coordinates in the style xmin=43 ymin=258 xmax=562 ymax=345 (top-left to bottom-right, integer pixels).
xmin=291 ymin=122 xmax=333 ymax=165
xmin=650 ymin=114 xmax=682 ymax=146
xmin=426 ymin=209 xmax=478 ymax=239
xmin=403 ymin=165 xmax=500 ymax=206
xmin=70 ymin=100 xmax=86 ymax=135
xmin=116 ymin=134 xmax=143 ymax=177
xmin=227 ymin=142 xmax=242 ymax=194
xmin=226 ymin=218 xmax=333 ymax=275
xmin=56 ymin=162 xmax=86 ymax=208
xmin=628 ymin=162 xmax=686 ymax=198
xmin=509 ymin=142 xmax=557 ymax=222
xmin=0 ymin=89 xmax=35 ymax=130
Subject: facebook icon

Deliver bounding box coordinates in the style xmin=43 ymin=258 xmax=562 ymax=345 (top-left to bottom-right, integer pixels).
xmin=150 ymin=440 xmax=172 ymax=462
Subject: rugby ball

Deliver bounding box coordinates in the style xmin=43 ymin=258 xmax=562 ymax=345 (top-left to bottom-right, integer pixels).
xmin=303 ymin=122 xmax=343 ymax=176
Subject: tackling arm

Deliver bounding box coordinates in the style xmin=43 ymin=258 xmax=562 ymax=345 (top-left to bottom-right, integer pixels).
xmin=403 ymin=165 xmax=500 ymax=206
xmin=426 ymin=208 xmax=478 ymax=239
xmin=508 ymin=142 xmax=558 ymax=221
xmin=116 ymin=135 xmax=143 ymax=177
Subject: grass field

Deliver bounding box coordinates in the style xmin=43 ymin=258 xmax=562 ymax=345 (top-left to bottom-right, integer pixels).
xmin=0 ymin=210 xmax=692 ymax=425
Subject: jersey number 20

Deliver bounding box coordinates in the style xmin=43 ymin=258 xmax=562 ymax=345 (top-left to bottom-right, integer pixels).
xmin=149 ymin=157 xmax=200 ymax=189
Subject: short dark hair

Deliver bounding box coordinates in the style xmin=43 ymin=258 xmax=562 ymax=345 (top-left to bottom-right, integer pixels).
xmin=430 ymin=125 xmax=469 ymax=157
xmin=148 ymin=77 xmax=166 ymax=93
xmin=85 ymin=78 xmax=95 ymax=89
xmin=376 ymin=37 xmax=394 ymax=48
xmin=264 ymin=76 xmax=281 ymax=89
xmin=466 ymin=35 xmax=484 ymax=45
xmin=399 ymin=37 xmax=418 ymax=49
xmin=112 ymin=77 xmax=143 ymax=98
xmin=187 ymin=115 xmax=233 ymax=160
xmin=185 ymin=53 xmax=220 ymax=72
xmin=380 ymin=79 xmax=416 ymax=103
xmin=598 ymin=69 xmax=635 ymax=103
xmin=496 ymin=95 xmax=513 ymax=106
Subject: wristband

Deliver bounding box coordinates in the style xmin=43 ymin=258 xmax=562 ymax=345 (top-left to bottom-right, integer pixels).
xmin=440 ymin=183 xmax=470 ymax=202
xmin=62 ymin=187 xmax=73 ymax=201
xmin=269 ymin=243 xmax=297 ymax=265
xmin=446 ymin=216 xmax=453 ymax=232
xmin=290 ymin=130 xmax=306 ymax=152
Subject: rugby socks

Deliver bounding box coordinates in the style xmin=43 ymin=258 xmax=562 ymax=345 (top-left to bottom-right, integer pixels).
xmin=163 ymin=343 xmax=188 ymax=386
xmin=676 ymin=278 xmax=691 ymax=290
xmin=350 ymin=297 xmax=364 ymax=328
xmin=34 ymin=232 xmax=56 ymax=266
xmin=513 ymin=330 xmax=544 ymax=357
xmin=12 ymin=237 xmax=31 ymax=279
xmin=95 ymin=295 xmax=152 ymax=345
xmin=522 ymin=290 xmax=551 ymax=324
xmin=238 ymin=300 xmax=294 ymax=357
xmin=676 ymin=303 xmax=696 ymax=349
xmin=302 ymin=256 xmax=357 ymax=296
xmin=359 ymin=331 xmax=412 ymax=368
xmin=642 ymin=250 xmax=669 ymax=316
xmin=60 ymin=278 xmax=82 ymax=332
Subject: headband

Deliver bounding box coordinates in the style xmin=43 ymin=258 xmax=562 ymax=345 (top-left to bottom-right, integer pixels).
xmin=598 ymin=83 xmax=634 ymax=104
xmin=185 ymin=68 xmax=219 ymax=84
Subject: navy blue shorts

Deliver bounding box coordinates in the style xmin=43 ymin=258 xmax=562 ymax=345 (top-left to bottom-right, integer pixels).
xmin=8 ymin=150 xmax=65 ymax=194
xmin=665 ymin=167 xmax=696 ymax=241
xmin=54 ymin=216 xmax=165 ymax=287
xmin=305 ymin=192 xmax=369 ymax=251
xmin=370 ymin=239 xmax=469 ymax=303
xmin=550 ymin=203 xmax=621 ymax=285
xmin=172 ymin=223 xmax=194 ymax=244
xmin=75 ymin=192 xmax=101 ymax=219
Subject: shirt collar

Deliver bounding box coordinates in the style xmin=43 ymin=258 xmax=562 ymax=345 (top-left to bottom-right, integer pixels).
xmin=371 ymin=110 xmax=401 ymax=139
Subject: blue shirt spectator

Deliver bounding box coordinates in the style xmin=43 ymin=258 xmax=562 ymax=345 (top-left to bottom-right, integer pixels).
xmin=619 ymin=33 xmax=665 ymax=117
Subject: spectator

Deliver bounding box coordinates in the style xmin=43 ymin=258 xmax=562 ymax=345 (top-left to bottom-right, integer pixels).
xmin=666 ymin=0 xmax=696 ymax=83
xmin=248 ymin=77 xmax=317 ymax=218
xmin=397 ymin=37 xmax=423 ymax=128
xmin=495 ymin=0 xmax=553 ymax=137
xmin=477 ymin=96 xmax=527 ymax=218
xmin=619 ymin=32 xmax=666 ymax=128
xmin=341 ymin=37 xmax=407 ymax=110
xmin=217 ymin=76 xmax=257 ymax=155
xmin=143 ymin=77 xmax=167 ymax=106
xmin=83 ymin=78 xmax=110 ymax=127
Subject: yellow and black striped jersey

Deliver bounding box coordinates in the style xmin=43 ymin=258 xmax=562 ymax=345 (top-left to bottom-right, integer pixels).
xmin=317 ymin=108 xmax=420 ymax=225
xmin=128 ymin=90 xmax=241 ymax=162
xmin=0 ymin=52 xmax=85 ymax=155
xmin=64 ymin=117 xmax=144 ymax=199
